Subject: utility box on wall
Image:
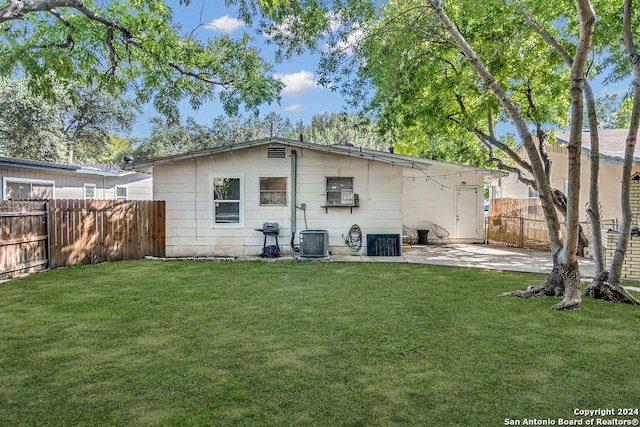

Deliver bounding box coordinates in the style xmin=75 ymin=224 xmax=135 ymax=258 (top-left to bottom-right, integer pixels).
xmin=366 ymin=234 xmax=401 ymax=256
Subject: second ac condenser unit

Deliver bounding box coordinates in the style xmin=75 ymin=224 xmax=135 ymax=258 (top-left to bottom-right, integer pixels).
xmin=299 ymin=230 xmax=330 ymax=260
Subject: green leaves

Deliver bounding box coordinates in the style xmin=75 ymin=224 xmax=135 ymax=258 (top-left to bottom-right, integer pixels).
xmin=0 ymin=76 xmax=138 ymax=163
xmin=0 ymin=0 xmax=283 ymax=122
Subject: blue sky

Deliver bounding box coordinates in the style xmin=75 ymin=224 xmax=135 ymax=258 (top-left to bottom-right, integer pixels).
xmin=131 ymin=0 xmax=351 ymax=138
xmin=130 ymin=1 xmax=632 ymax=139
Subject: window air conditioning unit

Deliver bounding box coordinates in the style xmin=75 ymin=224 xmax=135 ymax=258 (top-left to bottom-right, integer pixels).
xmin=299 ymin=230 xmax=330 ymax=260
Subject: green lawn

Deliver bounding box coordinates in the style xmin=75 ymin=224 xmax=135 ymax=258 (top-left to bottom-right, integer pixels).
xmin=1 ymin=260 xmax=639 ymax=426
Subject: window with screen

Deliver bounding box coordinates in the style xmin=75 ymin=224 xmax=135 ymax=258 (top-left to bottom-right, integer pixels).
xmin=213 ymin=178 xmax=241 ymax=224
xmin=4 ymin=179 xmax=54 ymax=200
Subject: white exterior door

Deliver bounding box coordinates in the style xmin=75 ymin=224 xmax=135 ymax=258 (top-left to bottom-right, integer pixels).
xmin=455 ymin=186 xmax=480 ymax=239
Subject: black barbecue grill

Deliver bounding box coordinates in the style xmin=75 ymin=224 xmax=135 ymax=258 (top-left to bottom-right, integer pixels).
xmin=255 ymin=222 xmax=280 ymax=257
xmin=260 ymin=222 xmax=280 ymax=234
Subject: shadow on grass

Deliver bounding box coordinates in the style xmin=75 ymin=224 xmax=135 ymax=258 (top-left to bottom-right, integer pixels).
xmin=1 ymin=260 xmax=639 ymax=426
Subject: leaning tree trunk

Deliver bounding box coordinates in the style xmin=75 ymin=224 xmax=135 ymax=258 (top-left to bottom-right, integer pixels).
xmin=586 ymin=0 xmax=640 ymax=305
xmin=427 ymin=0 xmax=576 ymax=306
xmin=549 ymin=0 xmax=596 ymax=311
xmin=504 ymin=0 xmax=595 ymax=310
xmin=519 ymin=0 xmax=637 ymax=305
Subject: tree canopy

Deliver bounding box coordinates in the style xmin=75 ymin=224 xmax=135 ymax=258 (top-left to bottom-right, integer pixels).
xmin=257 ymin=0 xmax=640 ymax=308
xmin=0 ymin=76 xmax=137 ymax=163
xmin=0 ymin=0 xmax=284 ymax=122
xmin=130 ymin=111 xmax=388 ymax=160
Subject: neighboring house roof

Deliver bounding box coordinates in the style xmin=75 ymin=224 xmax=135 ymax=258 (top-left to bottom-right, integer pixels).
xmin=0 ymin=155 xmax=144 ymax=177
xmin=123 ymin=136 xmax=507 ymax=178
xmin=555 ymin=128 xmax=640 ymax=164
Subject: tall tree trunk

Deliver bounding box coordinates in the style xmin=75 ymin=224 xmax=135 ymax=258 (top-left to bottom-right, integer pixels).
xmin=427 ymin=0 xmax=595 ymax=308
xmin=67 ymin=140 xmax=74 ymax=164
xmin=585 ymin=0 xmax=640 ymax=305
xmin=550 ymin=0 xmax=595 ymax=311
xmin=583 ymin=62 xmax=639 ymax=305
xmin=519 ymin=0 xmax=638 ymax=305
xmin=427 ymin=1 xmax=562 ymax=250
xmin=583 ymin=82 xmax=608 ymax=286
xmin=608 ymin=0 xmax=640 ymax=285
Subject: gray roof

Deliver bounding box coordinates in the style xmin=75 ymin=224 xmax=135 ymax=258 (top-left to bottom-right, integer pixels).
xmin=123 ymin=136 xmax=506 ymax=177
xmin=0 ymin=155 xmax=137 ymax=177
xmin=555 ymin=128 xmax=640 ymax=163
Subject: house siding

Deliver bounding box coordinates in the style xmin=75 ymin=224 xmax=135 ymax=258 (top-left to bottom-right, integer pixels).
xmin=1 ymin=164 xmax=152 ymax=200
xmin=155 ymin=145 xmax=404 ymax=257
xmin=402 ymin=164 xmax=486 ymax=242
xmin=495 ymin=137 xmax=640 ymax=223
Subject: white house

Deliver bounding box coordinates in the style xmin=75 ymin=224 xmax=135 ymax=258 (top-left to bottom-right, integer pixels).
xmin=124 ymin=137 xmax=505 ymax=257
xmin=1 ymin=155 xmax=153 ymax=201
xmin=489 ymin=129 xmax=640 ymax=222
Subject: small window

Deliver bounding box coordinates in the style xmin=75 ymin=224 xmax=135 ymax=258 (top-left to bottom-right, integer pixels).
xmin=213 ymin=178 xmax=241 ymax=224
xmin=326 ymin=177 xmax=354 ymax=206
xmin=528 ymin=186 xmax=539 ymax=198
xmin=84 ymin=184 xmax=96 ymax=199
xmin=260 ymin=177 xmax=287 ymax=205
xmin=4 ymin=179 xmax=54 ymax=200
xmin=116 ymin=186 xmax=128 ymax=200
xmin=492 ymin=186 xmax=502 ymax=199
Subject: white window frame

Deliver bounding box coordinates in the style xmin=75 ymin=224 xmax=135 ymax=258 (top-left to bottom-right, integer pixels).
xmin=115 ymin=185 xmax=128 ymax=200
xmin=84 ymin=183 xmax=97 ymax=200
xmin=259 ymin=177 xmax=287 ymax=206
xmin=3 ymin=177 xmax=55 ymax=200
xmin=210 ymin=175 xmax=243 ymax=227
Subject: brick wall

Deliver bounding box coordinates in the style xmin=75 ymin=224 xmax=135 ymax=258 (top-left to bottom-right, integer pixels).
xmin=631 ymin=178 xmax=640 ymax=224
xmin=604 ymin=232 xmax=640 ymax=280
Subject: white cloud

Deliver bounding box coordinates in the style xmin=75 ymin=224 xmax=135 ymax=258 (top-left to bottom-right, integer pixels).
xmin=262 ymin=16 xmax=295 ymax=40
xmin=324 ymin=27 xmax=365 ymax=56
xmin=284 ymin=104 xmax=302 ymax=112
xmin=274 ymin=71 xmax=318 ymax=97
xmin=327 ymin=11 xmax=342 ymax=32
xmin=204 ymin=15 xmax=244 ymax=33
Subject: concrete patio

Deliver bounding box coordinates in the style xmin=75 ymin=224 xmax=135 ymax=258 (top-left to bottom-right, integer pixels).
xmin=330 ymin=243 xmax=597 ymax=279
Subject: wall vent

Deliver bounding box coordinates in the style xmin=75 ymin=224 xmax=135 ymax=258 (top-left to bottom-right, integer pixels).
xmin=299 ymin=230 xmax=330 ymax=260
xmin=366 ymin=234 xmax=401 ymax=256
xmin=267 ymin=147 xmax=287 ymax=159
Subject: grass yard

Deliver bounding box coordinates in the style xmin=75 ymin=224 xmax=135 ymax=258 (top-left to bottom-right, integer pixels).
xmin=1 ymin=260 xmax=640 ymax=426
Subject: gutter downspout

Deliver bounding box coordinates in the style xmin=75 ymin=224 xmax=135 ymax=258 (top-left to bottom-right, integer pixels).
xmin=291 ymin=149 xmax=299 ymax=252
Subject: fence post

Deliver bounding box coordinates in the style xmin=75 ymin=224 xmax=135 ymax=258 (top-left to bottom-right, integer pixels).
xmin=520 ymin=217 xmax=524 ymax=248
xmin=45 ymin=201 xmax=51 ymax=270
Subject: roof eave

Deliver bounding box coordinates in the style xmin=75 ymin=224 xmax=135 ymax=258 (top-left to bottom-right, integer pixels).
xmin=123 ymin=137 xmax=505 ymax=178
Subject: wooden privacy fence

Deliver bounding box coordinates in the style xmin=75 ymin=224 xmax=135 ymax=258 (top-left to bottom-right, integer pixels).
xmin=1 ymin=199 xmax=165 ymax=278
xmin=487 ymin=198 xmax=554 ymax=250
xmin=487 ymin=215 xmax=552 ymax=250
xmin=0 ymin=201 xmax=49 ymax=278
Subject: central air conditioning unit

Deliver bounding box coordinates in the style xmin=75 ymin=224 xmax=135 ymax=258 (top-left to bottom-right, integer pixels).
xmin=299 ymin=230 xmax=330 ymax=260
